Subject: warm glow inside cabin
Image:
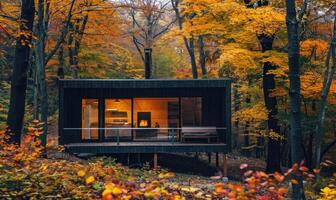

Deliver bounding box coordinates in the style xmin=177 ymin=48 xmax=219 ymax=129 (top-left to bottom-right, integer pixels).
xmin=81 ymin=97 xmax=202 ymax=141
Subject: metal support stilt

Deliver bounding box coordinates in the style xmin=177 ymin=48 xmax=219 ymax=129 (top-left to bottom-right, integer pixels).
xmin=154 ymin=153 xmax=158 ymax=169
xmin=223 ymin=154 xmax=227 ymax=177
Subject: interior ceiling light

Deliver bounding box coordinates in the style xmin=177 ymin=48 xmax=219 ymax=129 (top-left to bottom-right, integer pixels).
xmin=106 ymin=108 xmax=118 ymax=111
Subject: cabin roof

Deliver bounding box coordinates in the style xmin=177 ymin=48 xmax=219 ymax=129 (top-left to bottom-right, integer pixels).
xmin=59 ymin=79 xmax=231 ymax=89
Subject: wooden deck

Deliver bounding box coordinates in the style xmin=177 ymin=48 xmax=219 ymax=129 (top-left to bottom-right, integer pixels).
xmin=65 ymin=142 xmax=228 ymax=154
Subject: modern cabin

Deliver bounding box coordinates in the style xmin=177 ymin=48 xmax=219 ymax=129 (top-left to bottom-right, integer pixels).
xmin=59 ymin=79 xmax=231 ymax=156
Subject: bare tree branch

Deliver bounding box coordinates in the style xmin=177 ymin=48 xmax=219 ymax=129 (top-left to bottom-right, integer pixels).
xmin=133 ymin=36 xmax=145 ymax=62
xmin=0 ymin=14 xmax=17 ymax=21
xmin=45 ymin=0 xmax=76 ymax=65
xmin=153 ymin=19 xmax=176 ymax=38
xmin=125 ymin=0 xmax=174 ymax=51
xmin=298 ymin=0 xmax=309 ymax=22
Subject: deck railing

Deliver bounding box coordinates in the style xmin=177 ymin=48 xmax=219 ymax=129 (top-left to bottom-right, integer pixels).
xmin=63 ymin=127 xmax=227 ymax=145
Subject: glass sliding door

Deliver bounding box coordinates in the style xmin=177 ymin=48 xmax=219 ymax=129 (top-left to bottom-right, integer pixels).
xmin=181 ymin=97 xmax=202 ymax=127
xmin=181 ymin=97 xmax=220 ymax=143
xmin=81 ymin=97 xmax=204 ymax=142
xmin=133 ymin=98 xmax=179 ymax=141
xmin=105 ymin=99 xmax=132 ymax=141
xmin=82 ymin=99 xmax=99 ymax=140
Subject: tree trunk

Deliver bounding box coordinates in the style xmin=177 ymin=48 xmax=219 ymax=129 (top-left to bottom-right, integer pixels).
xmin=6 ymin=0 xmax=35 ymax=144
xmin=314 ymin=16 xmax=336 ymax=168
xmin=186 ymin=38 xmax=198 ymax=79
xmin=34 ymin=0 xmax=75 ymax=147
xmin=33 ymin=62 xmax=39 ymax=120
xmin=70 ymin=15 xmax=89 ymax=79
xmin=30 ymin=50 xmax=39 ymax=120
xmin=35 ymin=0 xmax=48 ymax=146
xmin=198 ymin=35 xmax=206 ymax=76
xmin=233 ymin=82 xmax=240 ymax=149
xmin=243 ymin=124 xmax=250 ymax=156
xmin=171 ymin=0 xmax=198 ymax=79
xmin=285 ymin=0 xmax=305 ymax=198
xmin=39 ymin=64 xmax=48 ymax=147
xmin=57 ymin=44 xmax=65 ymax=79
xmin=68 ymin=23 xmax=78 ymax=78
xmin=258 ymin=34 xmax=281 ymax=173
xmin=243 ymin=96 xmax=251 ymax=157
xmin=263 ymin=61 xmax=281 ymax=172
xmin=306 ymin=132 xmax=313 ymax=169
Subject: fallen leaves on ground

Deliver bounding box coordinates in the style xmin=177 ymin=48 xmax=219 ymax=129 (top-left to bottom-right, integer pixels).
xmin=0 ymin=124 xmax=333 ymax=199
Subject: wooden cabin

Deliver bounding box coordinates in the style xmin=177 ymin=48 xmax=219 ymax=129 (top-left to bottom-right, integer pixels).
xmin=59 ymin=79 xmax=231 ymax=161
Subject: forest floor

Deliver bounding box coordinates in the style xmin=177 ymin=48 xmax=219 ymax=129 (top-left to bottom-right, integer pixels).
xmin=0 ymin=121 xmax=331 ymax=199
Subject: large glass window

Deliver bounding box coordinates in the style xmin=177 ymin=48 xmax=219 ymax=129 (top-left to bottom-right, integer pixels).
xmin=81 ymin=97 xmax=203 ymax=141
xmin=105 ymin=99 xmax=132 ymax=140
xmin=133 ymin=98 xmax=179 ymax=140
xmin=82 ymin=99 xmax=99 ymax=140
xmin=181 ymin=97 xmax=202 ymax=127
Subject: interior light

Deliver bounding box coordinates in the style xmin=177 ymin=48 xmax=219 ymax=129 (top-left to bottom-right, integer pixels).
xmin=106 ymin=108 xmax=118 ymax=111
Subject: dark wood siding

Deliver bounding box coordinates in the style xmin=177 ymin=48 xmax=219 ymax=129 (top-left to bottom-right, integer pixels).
xmin=59 ymin=79 xmax=232 ymax=152
xmin=61 ymin=89 xmax=81 ymax=144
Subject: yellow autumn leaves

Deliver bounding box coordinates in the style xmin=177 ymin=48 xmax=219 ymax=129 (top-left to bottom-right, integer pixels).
xmin=75 ymin=166 xmax=186 ymax=200
xmin=181 ymin=0 xmax=285 ymax=39
xmin=101 ymin=171 xmax=178 ymax=200
xmin=158 ymin=172 xmax=175 ymax=179
xmin=318 ymin=186 xmax=336 ymax=200
xmin=77 ymin=170 xmax=86 ymax=177
xmin=86 ymin=176 xmax=95 ymax=185
xmin=102 ymin=183 xmax=124 ymax=200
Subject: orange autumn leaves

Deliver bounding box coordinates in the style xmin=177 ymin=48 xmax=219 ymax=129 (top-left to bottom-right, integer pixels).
xmin=99 ymin=171 xmax=184 ymax=200
xmin=97 ymin=162 xmax=317 ymax=200
xmin=0 ymin=124 xmax=334 ymax=199
xmin=236 ymin=162 xmax=324 ymax=200
xmin=0 ymin=120 xmax=44 ymax=164
xmin=300 ymin=39 xmax=336 ymax=104
xmin=86 ymin=176 xmax=96 ymax=185
xmin=101 ymin=171 xmax=184 ymax=200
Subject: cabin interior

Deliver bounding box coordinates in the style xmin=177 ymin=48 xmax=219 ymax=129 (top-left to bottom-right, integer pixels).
xmin=81 ymin=97 xmax=204 ymax=142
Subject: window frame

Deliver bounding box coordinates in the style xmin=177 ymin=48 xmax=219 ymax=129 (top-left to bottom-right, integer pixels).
xmin=81 ymin=98 xmax=100 ymax=142
xmin=80 ymin=96 xmax=203 ymax=142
